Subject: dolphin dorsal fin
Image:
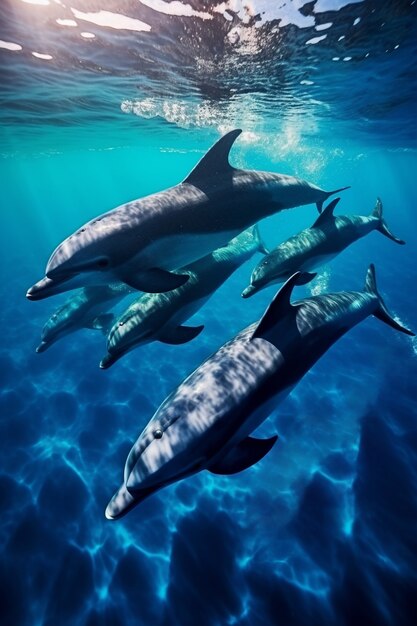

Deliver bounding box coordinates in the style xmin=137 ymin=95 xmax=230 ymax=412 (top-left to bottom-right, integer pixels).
xmin=251 ymin=272 xmax=303 ymax=341
xmin=183 ymin=129 xmax=241 ymax=185
xmin=312 ymin=197 xmax=341 ymax=228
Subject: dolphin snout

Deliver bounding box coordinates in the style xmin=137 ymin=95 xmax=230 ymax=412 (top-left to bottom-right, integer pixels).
xmin=100 ymin=353 xmax=117 ymax=369
xmin=242 ymin=284 xmax=258 ymax=298
xmin=105 ymin=483 xmax=137 ymax=520
xmin=36 ymin=341 xmax=49 ymax=353
xmin=26 ymin=279 xmax=51 ymax=301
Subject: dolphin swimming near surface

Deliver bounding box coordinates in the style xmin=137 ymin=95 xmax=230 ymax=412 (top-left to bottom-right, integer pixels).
xmin=26 ymin=129 xmax=349 ymax=301
xmin=36 ymin=282 xmax=133 ymax=353
xmin=105 ymin=265 xmax=413 ymax=520
xmin=100 ymin=226 xmax=268 ymax=369
xmin=242 ymin=197 xmax=405 ymax=298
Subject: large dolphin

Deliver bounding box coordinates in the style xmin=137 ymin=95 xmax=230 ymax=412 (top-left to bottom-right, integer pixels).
xmin=36 ymin=282 xmax=133 ymax=353
xmin=26 ymin=129 xmax=349 ymax=301
xmin=242 ymin=197 xmax=404 ymax=298
xmin=100 ymin=226 xmax=268 ymax=369
xmin=105 ymin=265 xmax=413 ymax=520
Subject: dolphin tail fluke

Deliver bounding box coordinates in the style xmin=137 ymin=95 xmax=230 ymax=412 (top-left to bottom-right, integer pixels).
xmin=251 ymin=224 xmax=270 ymax=255
xmin=208 ymin=435 xmax=278 ymax=475
xmin=365 ymin=264 xmax=414 ymax=336
xmin=371 ymin=198 xmax=405 ymax=245
xmin=317 ymin=186 xmax=350 ymax=212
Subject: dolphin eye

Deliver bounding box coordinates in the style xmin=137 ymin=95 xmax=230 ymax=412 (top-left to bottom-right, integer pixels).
xmin=118 ymin=321 xmax=124 ymax=326
xmin=153 ymin=429 xmax=163 ymax=439
xmin=97 ymin=258 xmax=109 ymax=269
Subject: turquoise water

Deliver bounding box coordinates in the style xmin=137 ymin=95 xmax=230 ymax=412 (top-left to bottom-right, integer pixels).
xmin=1 ymin=1 xmax=417 ymax=625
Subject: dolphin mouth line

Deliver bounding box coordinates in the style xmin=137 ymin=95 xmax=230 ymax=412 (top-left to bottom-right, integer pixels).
xmin=101 ymin=331 xmax=152 ymax=368
xmin=26 ymin=273 xmax=77 ymax=300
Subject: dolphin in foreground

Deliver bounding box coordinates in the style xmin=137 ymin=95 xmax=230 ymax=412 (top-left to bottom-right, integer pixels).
xmin=105 ymin=265 xmax=413 ymax=520
xmin=26 ymin=129 xmax=349 ymax=301
xmin=35 ymin=283 xmax=133 ymax=353
xmin=242 ymin=197 xmax=405 ymax=298
xmin=100 ymin=226 xmax=268 ymax=369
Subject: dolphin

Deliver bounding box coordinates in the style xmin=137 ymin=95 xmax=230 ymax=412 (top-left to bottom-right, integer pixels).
xmin=100 ymin=226 xmax=268 ymax=369
xmin=35 ymin=282 xmax=133 ymax=353
xmin=26 ymin=129 xmax=349 ymax=301
xmin=105 ymin=265 xmax=413 ymax=520
xmin=242 ymin=197 xmax=404 ymax=298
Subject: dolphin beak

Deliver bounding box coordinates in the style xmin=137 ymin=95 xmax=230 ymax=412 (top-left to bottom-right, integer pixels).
xmin=36 ymin=341 xmax=49 ymax=353
xmin=105 ymin=483 xmax=155 ymax=520
xmin=99 ymin=352 xmax=120 ymax=369
xmin=105 ymin=483 xmax=137 ymax=520
xmin=26 ymin=282 xmax=47 ymax=301
xmin=241 ymin=284 xmax=258 ymax=298
xmin=26 ymin=276 xmax=64 ymax=300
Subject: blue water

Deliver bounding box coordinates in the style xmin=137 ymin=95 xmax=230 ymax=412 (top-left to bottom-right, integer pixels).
xmin=1 ymin=1 xmax=417 ymax=625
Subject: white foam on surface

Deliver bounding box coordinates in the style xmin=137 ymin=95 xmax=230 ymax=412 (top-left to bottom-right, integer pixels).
xmin=32 ymin=52 xmax=53 ymax=61
xmin=32 ymin=51 xmax=53 ymax=59
xmin=20 ymin=0 xmax=50 ymax=5
xmin=0 ymin=40 xmax=23 ymax=51
xmin=70 ymin=8 xmax=151 ymax=33
xmin=306 ymin=34 xmax=327 ymax=45
xmin=316 ymin=22 xmax=333 ymax=31
xmin=138 ymin=0 xmax=212 ymax=20
xmin=56 ymin=18 xmax=77 ymax=27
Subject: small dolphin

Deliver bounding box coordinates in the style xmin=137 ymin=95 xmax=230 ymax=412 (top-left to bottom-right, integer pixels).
xmin=242 ymin=197 xmax=404 ymax=298
xmin=36 ymin=283 xmax=133 ymax=353
xmin=100 ymin=226 xmax=268 ymax=369
xmin=27 ymin=129 xmax=349 ymax=301
xmin=105 ymin=265 xmax=413 ymax=520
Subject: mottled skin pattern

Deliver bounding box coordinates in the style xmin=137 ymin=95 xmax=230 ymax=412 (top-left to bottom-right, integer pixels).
xmin=27 ymin=130 xmax=347 ymax=299
xmin=101 ymin=227 xmax=265 ymax=367
xmin=244 ymin=199 xmax=402 ymax=297
xmin=106 ymin=274 xmax=390 ymax=520
xmin=36 ymin=282 xmax=132 ymax=352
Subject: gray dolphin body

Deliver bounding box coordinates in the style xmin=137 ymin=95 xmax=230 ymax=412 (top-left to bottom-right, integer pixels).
xmin=100 ymin=226 xmax=268 ymax=369
xmin=242 ymin=197 xmax=404 ymax=298
xmin=105 ymin=266 xmax=413 ymax=520
xmin=36 ymin=282 xmax=133 ymax=353
xmin=27 ymin=129 xmax=348 ymax=301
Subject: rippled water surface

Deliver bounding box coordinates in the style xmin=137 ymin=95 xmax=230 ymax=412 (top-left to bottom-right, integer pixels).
xmin=1 ymin=1 xmax=417 ymax=626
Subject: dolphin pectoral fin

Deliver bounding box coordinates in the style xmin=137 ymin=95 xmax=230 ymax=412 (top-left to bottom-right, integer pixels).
xmin=159 ymin=324 xmax=204 ymax=345
xmin=183 ymin=129 xmax=241 ymax=185
xmin=208 ymin=435 xmax=278 ymax=475
xmin=296 ymin=272 xmax=317 ymax=285
xmin=88 ymin=313 xmax=115 ymax=334
xmin=121 ymin=269 xmax=190 ymax=293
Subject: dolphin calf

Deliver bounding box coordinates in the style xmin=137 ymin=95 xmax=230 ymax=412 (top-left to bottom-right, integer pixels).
xmin=100 ymin=226 xmax=268 ymax=369
xmin=105 ymin=265 xmax=413 ymax=520
xmin=242 ymin=197 xmax=405 ymax=298
xmin=36 ymin=283 xmax=133 ymax=353
xmin=27 ymin=129 xmax=349 ymax=300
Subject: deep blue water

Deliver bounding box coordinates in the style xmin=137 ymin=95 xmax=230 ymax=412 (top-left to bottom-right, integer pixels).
xmin=1 ymin=1 xmax=417 ymax=625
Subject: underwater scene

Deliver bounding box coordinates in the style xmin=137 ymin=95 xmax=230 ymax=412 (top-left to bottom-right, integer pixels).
xmin=1 ymin=1 xmax=417 ymax=625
